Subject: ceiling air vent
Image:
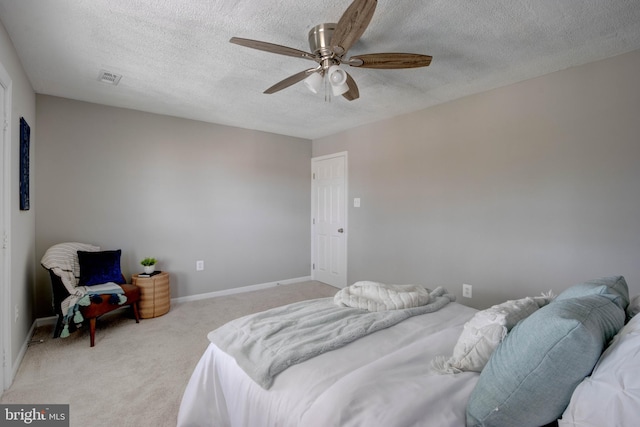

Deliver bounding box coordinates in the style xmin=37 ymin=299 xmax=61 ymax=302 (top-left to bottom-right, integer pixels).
xmin=97 ymin=69 xmax=122 ymax=85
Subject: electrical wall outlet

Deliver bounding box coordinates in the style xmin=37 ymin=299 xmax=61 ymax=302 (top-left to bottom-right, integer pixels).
xmin=462 ymin=283 xmax=473 ymax=298
xmin=196 ymin=260 xmax=204 ymax=271
xmin=15 ymin=305 xmax=19 ymax=322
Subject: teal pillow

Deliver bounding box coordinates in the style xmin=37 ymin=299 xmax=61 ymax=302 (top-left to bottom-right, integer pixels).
xmin=77 ymin=250 xmax=124 ymax=286
xmin=556 ymin=276 xmax=629 ymax=310
xmin=466 ymin=294 xmax=625 ymax=427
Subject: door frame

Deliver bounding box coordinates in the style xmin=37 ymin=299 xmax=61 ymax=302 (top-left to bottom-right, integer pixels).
xmin=311 ymin=151 xmax=348 ymax=288
xmin=0 ymin=60 xmax=12 ymax=393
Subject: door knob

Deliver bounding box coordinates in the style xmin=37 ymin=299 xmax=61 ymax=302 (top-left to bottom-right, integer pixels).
xmin=338 ymin=228 xmax=344 ymax=233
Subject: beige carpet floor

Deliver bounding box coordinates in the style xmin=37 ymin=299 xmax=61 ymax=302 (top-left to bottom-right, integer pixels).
xmin=1 ymin=281 xmax=336 ymax=427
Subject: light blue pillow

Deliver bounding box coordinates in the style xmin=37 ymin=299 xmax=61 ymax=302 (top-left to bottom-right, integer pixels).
xmin=556 ymin=276 xmax=629 ymax=310
xmin=466 ymin=294 xmax=625 ymax=427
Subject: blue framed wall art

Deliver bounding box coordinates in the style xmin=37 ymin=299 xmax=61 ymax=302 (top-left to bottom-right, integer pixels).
xmin=20 ymin=117 xmax=30 ymax=210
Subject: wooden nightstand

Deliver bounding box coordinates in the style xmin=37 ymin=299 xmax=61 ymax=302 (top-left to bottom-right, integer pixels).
xmin=132 ymin=271 xmax=170 ymax=319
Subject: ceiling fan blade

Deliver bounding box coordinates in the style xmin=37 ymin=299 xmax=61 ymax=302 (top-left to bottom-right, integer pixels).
xmin=230 ymin=37 xmax=316 ymax=61
xmin=348 ymin=53 xmax=432 ymax=69
xmin=342 ymin=72 xmax=360 ymax=101
xmin=263 ymin=69 xmax=317 ymax=94
xmin=330 ymin=0 xmax=377 ymax=55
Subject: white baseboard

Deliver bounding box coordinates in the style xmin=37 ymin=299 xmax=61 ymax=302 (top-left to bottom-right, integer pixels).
xmin=8 ymin=319 xmax=37 ymax=389
xmin=36 ymin=316 xmax=58 ymax=327
xmin=172 ymin=276 xmax=313 ymax=304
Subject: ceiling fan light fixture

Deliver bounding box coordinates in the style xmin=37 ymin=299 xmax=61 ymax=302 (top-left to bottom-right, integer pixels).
xmin=328 ymin=65 xmax=349 ymax=96
xmin=229 ymin=0 xmax=430 ymax=101
xmin=303 ymin=71 xmax=323 ymax=94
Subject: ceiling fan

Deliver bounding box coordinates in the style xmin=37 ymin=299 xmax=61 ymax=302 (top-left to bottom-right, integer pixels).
xmin=229 ymin=0 xmax=432 ymax=101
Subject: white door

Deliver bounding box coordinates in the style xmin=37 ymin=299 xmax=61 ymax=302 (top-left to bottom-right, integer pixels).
xmin=0 ymin=62 xmax=8 ymax=392
xmin=311 ymin=152 xmax=347 ymax=288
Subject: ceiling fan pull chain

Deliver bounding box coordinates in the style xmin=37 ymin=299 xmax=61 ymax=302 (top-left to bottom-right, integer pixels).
xmin=324 ymin=76 xmax=332 ymax=103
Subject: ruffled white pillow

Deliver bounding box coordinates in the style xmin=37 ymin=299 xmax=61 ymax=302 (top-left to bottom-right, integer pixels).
xmin=433 ymin=293 xmax=554 ymax=373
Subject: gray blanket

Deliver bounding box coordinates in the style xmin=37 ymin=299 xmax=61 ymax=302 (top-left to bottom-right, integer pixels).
xmin=208 ymin=286 xmax=455 ymax=389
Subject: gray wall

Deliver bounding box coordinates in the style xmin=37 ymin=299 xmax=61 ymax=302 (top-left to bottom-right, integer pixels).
xmin=0 ymin=19 xmax=37 ymax=374
xmin=35 ymin=96 xmax=312 ymax=317
xmin=313 ymin=49 xmax=640 ymax=309
xmin=24 ymin=46 xmax=640 ymax=318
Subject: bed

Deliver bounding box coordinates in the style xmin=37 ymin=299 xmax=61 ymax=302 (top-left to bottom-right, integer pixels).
xmin=178 ymin=277 xmax=640 ymax=427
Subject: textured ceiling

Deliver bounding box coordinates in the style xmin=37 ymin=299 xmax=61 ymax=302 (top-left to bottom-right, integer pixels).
xmin=1 ymin=0 xmax=640 ymax=140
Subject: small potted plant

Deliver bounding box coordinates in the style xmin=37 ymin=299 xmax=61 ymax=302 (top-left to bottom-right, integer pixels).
xmin=140 ymin=257 xmax=157 ymax=274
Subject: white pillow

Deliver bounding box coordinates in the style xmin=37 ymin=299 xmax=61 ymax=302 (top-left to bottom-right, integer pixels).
xmin=559 ymin=313 xmax=640 ymax=426
xmin=433 ymin=294 xmax=553 ymax=373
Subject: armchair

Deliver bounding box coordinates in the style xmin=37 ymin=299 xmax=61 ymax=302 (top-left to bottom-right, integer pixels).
xmin=42 ymin=242 xmax=141 ymax=347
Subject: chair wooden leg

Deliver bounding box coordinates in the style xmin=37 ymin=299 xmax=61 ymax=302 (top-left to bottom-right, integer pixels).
xmin=89 ymin=318 xmax=96 ymax=347
xmin=53 ymin=315 xmax=64 ymax=338
xmin=132 ymin=302 xmax=140 ymax=323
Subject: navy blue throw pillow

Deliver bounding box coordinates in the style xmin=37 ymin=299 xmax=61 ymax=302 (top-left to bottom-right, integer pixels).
xmin=77 ymin=250 xmax=124 ymax=286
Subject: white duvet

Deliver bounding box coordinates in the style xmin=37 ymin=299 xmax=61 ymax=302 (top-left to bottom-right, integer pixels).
xmin=178 ymin=302 xmax=479 ymax=427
